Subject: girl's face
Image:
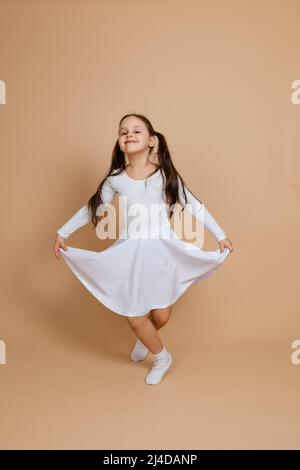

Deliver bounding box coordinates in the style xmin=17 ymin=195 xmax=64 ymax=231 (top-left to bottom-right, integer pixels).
xmin=118 ymin=117 xmax=155 ymax=157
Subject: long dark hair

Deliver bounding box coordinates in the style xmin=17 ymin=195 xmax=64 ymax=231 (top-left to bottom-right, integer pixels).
xmin=87 ymin=113 xmax=203 ymax=229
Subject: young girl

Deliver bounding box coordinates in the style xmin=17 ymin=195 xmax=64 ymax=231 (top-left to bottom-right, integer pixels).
xmin=54 ymin=113 xmax=233 ymax=386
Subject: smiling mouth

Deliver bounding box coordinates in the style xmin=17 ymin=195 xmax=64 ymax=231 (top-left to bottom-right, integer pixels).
xmin=125 ymin=141 xmax=137 ymax=144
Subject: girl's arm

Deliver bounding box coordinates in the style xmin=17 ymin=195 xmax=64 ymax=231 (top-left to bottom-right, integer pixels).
xmin=56 ymin=176 xmax=117 ymax=240
xmin=178 ymin=177 xmax=227 ymax=242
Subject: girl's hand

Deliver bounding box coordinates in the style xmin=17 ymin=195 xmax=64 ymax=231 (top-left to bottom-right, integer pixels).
xmin=54 ymin=233 xmax=68 ymax=260
xmin=218 ymin=237 xmax=233 ymax=253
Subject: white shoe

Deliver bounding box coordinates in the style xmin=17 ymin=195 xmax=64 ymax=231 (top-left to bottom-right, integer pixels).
xmin=130 ymin=338 xmax=148 ymax=362
xmin=145 ymin=353 xmax=173 ymax=385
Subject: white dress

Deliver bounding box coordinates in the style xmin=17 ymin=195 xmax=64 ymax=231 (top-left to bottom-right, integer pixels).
xmin=57 ymin=168 xmax=230 ymax=317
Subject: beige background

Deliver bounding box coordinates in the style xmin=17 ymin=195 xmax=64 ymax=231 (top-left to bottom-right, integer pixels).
xmin=1 ymin=0 xmax=300 ymax=450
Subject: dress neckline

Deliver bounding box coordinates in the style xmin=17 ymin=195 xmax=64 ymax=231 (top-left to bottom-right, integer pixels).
xmin=124 ymin=166 xmax=160 ymax=182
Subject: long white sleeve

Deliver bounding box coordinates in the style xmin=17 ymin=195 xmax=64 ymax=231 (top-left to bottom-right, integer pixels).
xmin=178 ymin=177 xmax=227 ymax=242
xmin=56 ymin=176 xmax=117 ymax=240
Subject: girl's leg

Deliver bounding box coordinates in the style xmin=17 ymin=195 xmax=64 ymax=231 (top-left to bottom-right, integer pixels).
xmin=150 ymin=306 xmax=172 ymax=330
xmin=125 ymin=312 xmax=163 ymax=354
xmin=126 ymin=309 xmax=173 ymax=385
xmin=126 ymin=311 xmax=173 ymax=385
xmin=130 ymin=306 xmax=173 ymax=361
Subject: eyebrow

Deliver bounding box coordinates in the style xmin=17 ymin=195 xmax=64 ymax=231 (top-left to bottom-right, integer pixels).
xmin=119 ymin=125 xmax=143 ymax=131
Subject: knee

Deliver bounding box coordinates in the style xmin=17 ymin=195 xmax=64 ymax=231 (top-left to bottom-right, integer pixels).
xmin=152 ymin=315 xmax=169 ymax=328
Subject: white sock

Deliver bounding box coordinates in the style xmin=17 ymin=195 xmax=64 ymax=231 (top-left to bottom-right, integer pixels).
xmin=130 ymin=338 xmax=148 ymax=362
xmin=137 ymin=338 xmax=146 ymax=348
xmin=155 ymin=346 xmax=169 ymax=361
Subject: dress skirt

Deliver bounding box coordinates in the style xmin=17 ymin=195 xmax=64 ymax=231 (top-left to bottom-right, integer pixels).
xmin=59 ymin=226 xmax=230 ymax=317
